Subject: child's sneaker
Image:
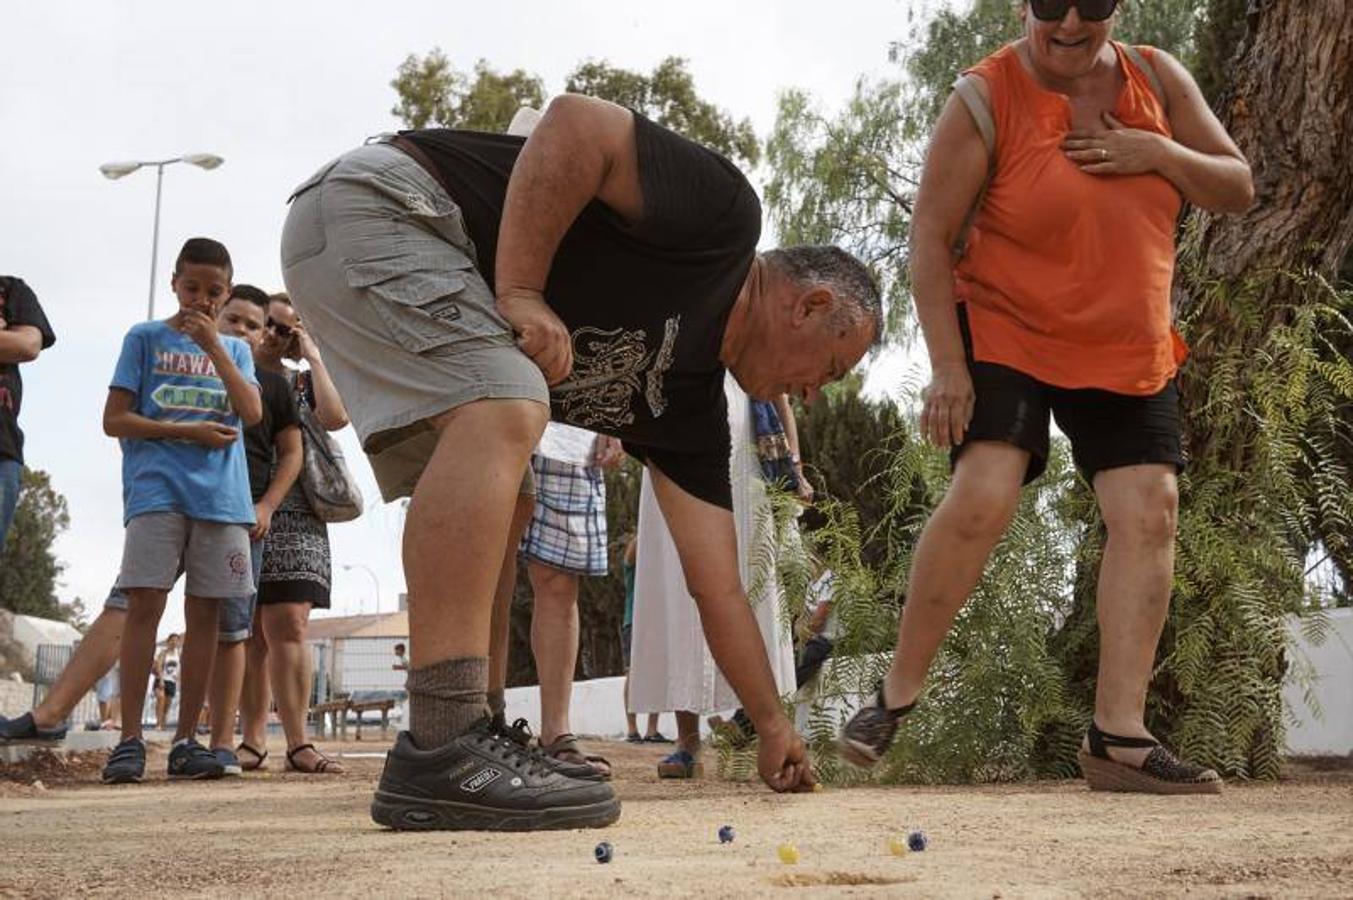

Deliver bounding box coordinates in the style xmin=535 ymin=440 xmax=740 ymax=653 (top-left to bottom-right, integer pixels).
xmin=0 ymin=712 xmax=66 ymax=744
xmin=168 ymin=738 xmax=225 ymax=779
xmin=838 ymin=684 xmax=915 ymax=768
xmin=213 ymin=747 xmax=243 ymax=777
xmin=101 ymin=737 xmax=147 ymax=784
xmin=371 ymin=717 xmax=620 ymax=831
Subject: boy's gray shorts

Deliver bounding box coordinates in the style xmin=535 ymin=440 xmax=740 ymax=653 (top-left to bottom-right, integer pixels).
xmin=280 ymin=139 xmax=548 ymax=503
xmin=116 ymin=512 xmax=253 ymax=600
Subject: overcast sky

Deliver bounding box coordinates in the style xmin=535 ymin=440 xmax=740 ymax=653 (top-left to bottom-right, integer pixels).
xmin=3 ymin=0 xmax=933 ymax=633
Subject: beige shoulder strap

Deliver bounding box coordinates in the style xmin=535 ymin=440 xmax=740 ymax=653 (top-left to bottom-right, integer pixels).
xmin=1121 ymin=44 xmax=1167 ymax=111
xmin=953 ymin=74 xmax=995 ymax=158
xmin=951 ymin=74 xmax=997 ymax=258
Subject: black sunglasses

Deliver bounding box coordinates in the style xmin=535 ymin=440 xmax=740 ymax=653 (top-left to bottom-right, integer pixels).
xmin=266 ymin=318 xmax=294 ymax=338
xmin=1029 ymin=0 xmax=1119 ymax=22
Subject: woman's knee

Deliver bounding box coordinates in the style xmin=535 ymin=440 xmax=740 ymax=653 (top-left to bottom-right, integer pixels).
xmin=264 ymin=604 xmax=311 ymax=644
xmin=941 ymin=472 xmax=1022 ymax=543
xmin=1102 ymin=470 xmax=1178 ymax=546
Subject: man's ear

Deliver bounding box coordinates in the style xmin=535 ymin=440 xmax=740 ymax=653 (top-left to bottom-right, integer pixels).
xmin=794 ymin=287 xmax=834 ymax=324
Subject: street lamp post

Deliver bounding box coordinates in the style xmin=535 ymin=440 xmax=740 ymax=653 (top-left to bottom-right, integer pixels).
xmin=99 ymin=153 xmax=225 ymax=320
xmin=342 ymin=564 xmax=382 ymax=615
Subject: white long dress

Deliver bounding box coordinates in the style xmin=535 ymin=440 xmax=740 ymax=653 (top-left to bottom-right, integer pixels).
xmin=628 ymin=374 xmax=797 ymax=714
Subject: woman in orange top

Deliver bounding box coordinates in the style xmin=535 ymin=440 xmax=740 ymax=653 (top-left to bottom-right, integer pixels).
xmin=840 ymin=0 xmax=1253 ymax=793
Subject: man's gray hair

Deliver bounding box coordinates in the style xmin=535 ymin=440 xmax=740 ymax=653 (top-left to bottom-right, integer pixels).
xmin=762 ymin=245 xmax=883 ymax=343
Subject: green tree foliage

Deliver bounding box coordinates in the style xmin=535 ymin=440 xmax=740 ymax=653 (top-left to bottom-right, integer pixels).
xmin=0 ymin=468 xmax=82 ymax=623
xmin=390 ymin=50 xmax=545 ymax=131
xmin=566 ymin=57 xmax=760 ymax=166
xmin=794 ymin=376 xmax=912 ymax=571
xmin=390 ymin=51 xmax=758 ymax=168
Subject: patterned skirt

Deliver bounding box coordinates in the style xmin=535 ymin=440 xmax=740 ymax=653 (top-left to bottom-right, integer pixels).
xmin=259 ymin=490 xmax=332 ymax=607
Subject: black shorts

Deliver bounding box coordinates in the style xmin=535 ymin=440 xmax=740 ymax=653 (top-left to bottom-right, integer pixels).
xmin=162 ymin=680 xmax=178 ymax=699
xmin=952 ymin=306 xmax=1185 ymax=485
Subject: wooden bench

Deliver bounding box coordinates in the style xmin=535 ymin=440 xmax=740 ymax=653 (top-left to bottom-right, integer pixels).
xmin=310 ymin=694 xmax=352 ymax=741
xmin=348 ymin=698 xmax=398 ymax=741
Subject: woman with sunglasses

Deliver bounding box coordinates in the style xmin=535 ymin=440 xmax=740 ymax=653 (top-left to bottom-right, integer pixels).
xmin=839 ymin=0 xmax=1253 ymax=793
xmin=237 ymin=292 xmax=351 ymax=774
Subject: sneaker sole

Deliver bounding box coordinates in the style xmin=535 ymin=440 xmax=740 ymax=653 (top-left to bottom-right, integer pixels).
xmin=168 ymin=769 xmax=227 ymax=780
xmin=370 ymin=790 xmax=621 ymax=832
xmin=101 ymin=771 xmax=144 ymax=784
xmin=1077 ymin=750 xmax=1224 ymax=795
xmin=838 ymin=737 xmax=883 ymax=769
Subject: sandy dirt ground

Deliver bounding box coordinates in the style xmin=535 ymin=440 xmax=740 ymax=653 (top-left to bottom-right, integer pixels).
xmin=2 ymin=737 xmax=1351 ymax=898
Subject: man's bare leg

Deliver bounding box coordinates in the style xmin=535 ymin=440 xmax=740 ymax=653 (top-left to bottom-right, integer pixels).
xmin=880 ymin=442 xmax=1028 ymax=708
xmin=488 ymin=492 xmax=534 ymax=722
xmin=403 ymin=398 xmax=547 ymax=748
xmin=32 ymin=609 xmax=124 ymax=731
xmin=528 ymin=561 xmax=581 ymax=745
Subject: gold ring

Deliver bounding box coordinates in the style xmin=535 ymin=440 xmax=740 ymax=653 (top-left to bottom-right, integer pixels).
xmin=1100 ymin=149 xmax=1109 ymax=161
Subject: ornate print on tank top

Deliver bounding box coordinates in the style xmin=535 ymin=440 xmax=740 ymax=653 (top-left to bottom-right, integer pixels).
xmin=553 ymin=316 xmax=681 ymax=429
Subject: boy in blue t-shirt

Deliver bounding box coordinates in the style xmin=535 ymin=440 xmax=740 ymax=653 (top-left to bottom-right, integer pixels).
xmin=101 ymin=238 xmax=263 ymax=784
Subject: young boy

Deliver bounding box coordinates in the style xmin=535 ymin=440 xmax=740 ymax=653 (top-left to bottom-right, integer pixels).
xmin=101 ymin=237 xmax=263 ymax=784
xmin=205 ymin=284 xmax=302 ymax=774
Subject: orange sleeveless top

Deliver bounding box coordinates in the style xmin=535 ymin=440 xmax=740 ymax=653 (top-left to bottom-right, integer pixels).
xmin=953 ymin=43 xmax=1186 ymax=395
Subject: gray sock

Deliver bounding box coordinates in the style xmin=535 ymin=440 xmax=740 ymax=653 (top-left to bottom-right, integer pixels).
xmin=486 ymin=687 xmax=506 ymax=721
xmin=406 ymin=657 xmax=488 ymax=749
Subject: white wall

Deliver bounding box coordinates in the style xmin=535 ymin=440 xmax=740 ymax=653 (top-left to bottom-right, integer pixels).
xmin=1284 ymin=607 xmax=1353 ymax=756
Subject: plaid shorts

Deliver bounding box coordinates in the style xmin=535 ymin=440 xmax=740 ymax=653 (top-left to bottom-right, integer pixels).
xmin=519 ymin=455 xmax=608 ymax=576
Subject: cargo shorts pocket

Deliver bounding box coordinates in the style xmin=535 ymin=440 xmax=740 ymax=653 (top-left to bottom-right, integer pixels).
xmin=281 ymin=158 xmax=343 ymax=268
xmin=344 ymin=249 xmax=508 ymax=355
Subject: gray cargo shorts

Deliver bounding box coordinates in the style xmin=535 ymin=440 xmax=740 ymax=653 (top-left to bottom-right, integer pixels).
xmin=280 ymin=139 xmax=548 ymax=501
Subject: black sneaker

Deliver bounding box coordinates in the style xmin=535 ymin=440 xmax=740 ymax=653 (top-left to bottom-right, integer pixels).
xmin=102 ymin=737 xmax=146 ymax=784
xmin=371 ymin=717 xmax=621 ymax=831
xmin=497 ymin=717 xmax=604 ymax=782
xmin=0 ymin=712 xmax=66 ymax=744
xmin=839 ymin=685 xmax=915 ymax=768
xmin=168 ymin=739 xmax=226 ymax=780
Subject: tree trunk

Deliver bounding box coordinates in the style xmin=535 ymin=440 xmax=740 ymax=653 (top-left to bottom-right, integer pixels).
xmin=1195 ymin=0 xmax=1353 ymax=283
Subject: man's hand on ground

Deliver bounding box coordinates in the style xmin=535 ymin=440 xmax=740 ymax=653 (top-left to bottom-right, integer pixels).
xmin=497 ymin=288 xmax=573 ymax=386
xmin=756 ymin=716 xmax=817 ymax=793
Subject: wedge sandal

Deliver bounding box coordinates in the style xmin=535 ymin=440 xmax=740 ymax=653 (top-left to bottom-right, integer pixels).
xmin=1078 ymin=722 xmax=1222 ymax=794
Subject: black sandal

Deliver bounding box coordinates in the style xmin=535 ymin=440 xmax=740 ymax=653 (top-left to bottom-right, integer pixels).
xmin=285 ymin=743 xmax=344 ymax=774
xmin=237 ymin=742 xmax=268 ymax=771
xmin=1078 ymin=722 xmax=1222 ymax=794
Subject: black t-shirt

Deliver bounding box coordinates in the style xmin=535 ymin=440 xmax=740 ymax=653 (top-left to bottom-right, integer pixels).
xmin=403 ymin=114 xmax=761 ymax=509
xmin=244 ymin=367 xmax=300 ymax=503
xmin=0 ymin=277 xmax=56 ymax=464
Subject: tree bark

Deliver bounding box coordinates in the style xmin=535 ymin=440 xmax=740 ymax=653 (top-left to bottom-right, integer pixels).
xmin=1196 ymin=0 xmax=1353 ymax=283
